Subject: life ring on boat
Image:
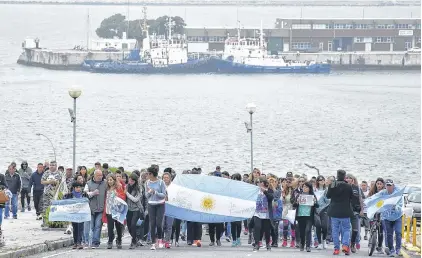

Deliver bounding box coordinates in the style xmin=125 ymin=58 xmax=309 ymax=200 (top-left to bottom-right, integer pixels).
xmin=170 ymin=60 xmax=173 ymax=64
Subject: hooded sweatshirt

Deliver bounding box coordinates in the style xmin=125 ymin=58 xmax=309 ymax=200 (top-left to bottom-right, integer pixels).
xmin=18 ymin=162 xmax=32 ymax=190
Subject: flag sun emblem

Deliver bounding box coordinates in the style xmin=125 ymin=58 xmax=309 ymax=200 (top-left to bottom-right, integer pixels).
xmin=201 ymin=196 xmax=215 ymax=211
xmin=375 ymin=200 xmax=384 ymax=208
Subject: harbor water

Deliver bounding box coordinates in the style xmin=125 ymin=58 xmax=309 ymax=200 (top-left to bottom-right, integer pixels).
xmin=0 ymin=5 xmax=420 ymax=183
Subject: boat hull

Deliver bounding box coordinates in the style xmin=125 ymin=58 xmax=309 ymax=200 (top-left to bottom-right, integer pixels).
xmin=85 ymin=59 xmax=215 ymax=74
xmin=83 ymin=57 xmax=331 ymax=74
xmin=210 ymin=58 xmax=331 ymax=74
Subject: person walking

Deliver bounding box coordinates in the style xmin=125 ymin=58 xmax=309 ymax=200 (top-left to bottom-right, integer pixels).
xmin=126 ymin=173 xmax=144 ymax=249
xmin=64 ymin=182 xmax=87 ymax=249
xmin=326 ymin=170 xmax=354 ymax=255
xmin=252 ymin=176 xmax=274 ymax=252
xmin=104 ymin=174 xmax=126 ymax=249
xmin=29 ymin=163 xmax=45 ymax=219
xmin=380 ymin=179 xmax=403 ymax=257
xmin=18 ymin=161 xmax=32 ymax=212
xmin=162 ymin=172 xmax=174 ymax=249
xmin=84 ymin=170 xmax=107 ymax=249
xmin=230 ymin=173 xmax=243 ymax=247
xmin=145 ymin=166 xmax=166 ymax=250
xmin=293 ymin=181 xmax=318 ymax=252
xmin=5 ymin=164 xmax=21 ymax=219
xmin=40 ymin=161 xmax=62 ymax=228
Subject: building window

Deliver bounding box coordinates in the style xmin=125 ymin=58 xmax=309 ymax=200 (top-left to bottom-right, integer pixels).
xmin=354 ymin=24 xmax=373 ymax=29
xmin=187 ymin=36 xmax=206 ymax=42
xmin=354 ymin=37 xmax=363 ymax=43
xmin=417 ymin=24 xmax=421 ymax=29
xmin=374 ymin=37 xmax=393 ymax=43
xmin=313 ymin=24 xmax=327 ymax=29
xmin=291 ymin=24 xmax=311 ymax=29
xmin=377 ymin=24 xmax=396 ymax=29
xmin=333 ymin=24 xmax=353 ymax=29
xmin=418 ymin=37 xmax=421 ymax=43
xmin=292 ymin=42 xmax=312 ymax=50
xmin=397 ymin=24 xmax=413 ymax=29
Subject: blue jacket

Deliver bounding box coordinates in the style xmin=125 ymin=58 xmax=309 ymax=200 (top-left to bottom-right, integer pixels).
xmin=379 ymin=187 xmax=403 ymax=222
xmin=29 ymin=171 xmax=44 ymax=192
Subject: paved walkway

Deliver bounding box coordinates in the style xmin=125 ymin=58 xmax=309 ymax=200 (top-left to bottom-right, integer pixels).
xmin=0 ymin=210 xmax=71 ymax=254
xmin=0 ymin=210 xmax=419 ymax=258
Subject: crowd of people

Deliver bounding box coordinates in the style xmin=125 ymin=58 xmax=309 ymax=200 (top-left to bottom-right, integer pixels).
xmin=0 ymin=161 xmax=404 ymax=257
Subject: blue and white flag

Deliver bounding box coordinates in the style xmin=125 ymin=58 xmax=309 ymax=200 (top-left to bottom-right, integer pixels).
xmin=364 ymin=187 xmax=405 ymax=219
xmin=111 ymin=196 xmax=128 ymax=224
xmin=165 ymin=174 xmax=259 ymax=223
xmin=49 ymin=198 xmax=91 ymax=223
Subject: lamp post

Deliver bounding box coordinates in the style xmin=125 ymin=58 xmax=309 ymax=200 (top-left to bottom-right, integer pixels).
xmin=68 ymin=88 xmax=82 ymax=173
xmin=245 ymin=103 xmax=256 ymax=173
xmin=36 ymin=133 xmax=57 ymax=162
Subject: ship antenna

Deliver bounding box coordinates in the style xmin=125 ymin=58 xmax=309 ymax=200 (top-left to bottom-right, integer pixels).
xmin=260 ymin=20 xmax=264 ymax=49
xmin=168 ymin=16 xmax=172 ymax=40
xmin=237 ymin=20 xmax=241 ymax=42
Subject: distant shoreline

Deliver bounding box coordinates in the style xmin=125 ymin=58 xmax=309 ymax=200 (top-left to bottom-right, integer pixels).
xmin=0 ymin=1 xmax=420 ymax=6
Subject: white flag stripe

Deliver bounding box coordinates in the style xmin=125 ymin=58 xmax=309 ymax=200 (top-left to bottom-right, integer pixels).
xmin=167 ymin=183 xmax=256 ymax=218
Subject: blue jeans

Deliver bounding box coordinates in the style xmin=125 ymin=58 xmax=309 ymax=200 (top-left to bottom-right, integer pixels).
xmin=5 ymin=194 xmax=18 ymax=218
xmin=0 ymin=207 xmax=3 ymax=225
xmin=383 ymin=218 xmax=402 ymax=254
xmin=91 ymin=212 xmax=102 ymax=246
xmin=225 ymin=222 xmax=231 ymax=237
xmin=331 ymin=217 xmax=351 ymax=250
xmin=83 ymin=220 xmax=91 ymax=245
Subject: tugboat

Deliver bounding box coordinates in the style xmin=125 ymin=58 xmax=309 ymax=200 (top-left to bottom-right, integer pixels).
xmin=212 ymin=22 xmax=331 ymax=74
xmin=86 ymin=13 xmax=213 ymax=74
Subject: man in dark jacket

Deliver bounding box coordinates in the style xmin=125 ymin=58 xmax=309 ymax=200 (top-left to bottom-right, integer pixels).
xmin=326 ymin=169 xmax=354 ymax=255
xmin=5 ymin=164 xmax=21 ymax=219
xmin=29 ymin=163 xmax=45 ymax=218
xmin=18 ymin=161 xmax=32 ymax=212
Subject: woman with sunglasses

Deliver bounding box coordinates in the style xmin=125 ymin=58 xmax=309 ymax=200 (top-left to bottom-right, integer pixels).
xmin=314 ymin=175 xmax=328 ymax=250
xmin=252 ymin=176 xmax=274 ymax=252
xmin=145 ymin=166 xmax=167 ymax=250
xmin=281 ymin=176 xmax=296 ymax=248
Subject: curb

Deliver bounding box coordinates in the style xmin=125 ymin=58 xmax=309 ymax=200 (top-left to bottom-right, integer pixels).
xmin=0 ymin=230 xmax=108 ymax=258
xmin=402 ymin=242 xmax=422 ymax=258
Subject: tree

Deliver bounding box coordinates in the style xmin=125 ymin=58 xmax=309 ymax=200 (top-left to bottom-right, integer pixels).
xmin=96 ymin=14 xmax=186 ymax=40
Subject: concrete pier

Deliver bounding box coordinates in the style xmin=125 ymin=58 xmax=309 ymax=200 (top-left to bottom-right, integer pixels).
xmin=17 ymin=48 xmax=128 ymax=70
xmin=17 ymin=47 xmax=421 ymax=71
xmin=283 ymin=51 xmax=421 ymax=70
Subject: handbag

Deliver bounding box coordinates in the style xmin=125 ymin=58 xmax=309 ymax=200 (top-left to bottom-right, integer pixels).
xmin=0 ymin=190 xmax=9 ymax=203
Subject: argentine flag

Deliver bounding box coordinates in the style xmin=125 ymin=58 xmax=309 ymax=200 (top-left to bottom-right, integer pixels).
xmin=165 ymin=174 xmax=259 ymax=223
xmin=364 ymin=187 xmax=405 ymax=219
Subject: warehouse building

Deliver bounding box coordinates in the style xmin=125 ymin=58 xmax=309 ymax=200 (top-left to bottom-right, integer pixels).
xmin=184 ymin=18 xmax=421 ymax=53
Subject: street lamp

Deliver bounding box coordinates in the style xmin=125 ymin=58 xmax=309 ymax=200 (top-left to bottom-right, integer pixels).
xmin=245 ymin=103 xmax=256 ymax=174
xmin=68 ymin=88 xmax=82 ymax=173
xmin=36 ymin=133 xmax=57 ymax=162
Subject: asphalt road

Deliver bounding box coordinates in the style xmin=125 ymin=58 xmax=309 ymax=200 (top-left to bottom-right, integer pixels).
xmin=27 ymin=232 xmax=419 ymax=258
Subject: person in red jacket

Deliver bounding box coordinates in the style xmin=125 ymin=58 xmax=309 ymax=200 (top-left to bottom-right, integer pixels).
xmin=103 ymin=174 xmax=126 ymax=249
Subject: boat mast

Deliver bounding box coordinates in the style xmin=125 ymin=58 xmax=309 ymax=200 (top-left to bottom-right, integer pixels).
xmin=259 ymin=20 xmax=264 ymax=49
xmin=86 ymin=9 xmax=90 ymax=50
xmin=237 ymin=20 xmax=241 ymax=42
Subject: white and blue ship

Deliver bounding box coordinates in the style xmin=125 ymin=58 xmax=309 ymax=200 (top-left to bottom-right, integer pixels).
xmin=212 ymin=22 xmax=330 ymax=74
xmin=84 ymin=21 xmax=330 ymax=74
